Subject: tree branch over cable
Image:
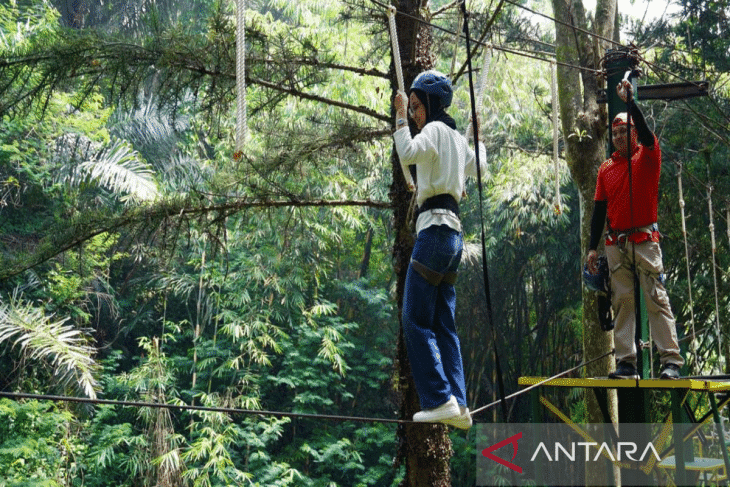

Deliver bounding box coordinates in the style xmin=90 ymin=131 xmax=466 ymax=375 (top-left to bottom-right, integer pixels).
xmin=0 ymin=28 xmax=391 ymax=124
xmin=247 ymin=76 xmax=389 ymax=122
xmin=0 ymin=196 xmax=391 ymax=282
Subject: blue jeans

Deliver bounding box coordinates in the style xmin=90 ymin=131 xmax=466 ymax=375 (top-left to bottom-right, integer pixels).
xmin=402 ymin=224 xmax=466 ymax=409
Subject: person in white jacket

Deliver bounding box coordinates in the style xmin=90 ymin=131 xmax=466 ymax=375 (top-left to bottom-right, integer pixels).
xmin=393 ymin=70 xmax=487 ymax=429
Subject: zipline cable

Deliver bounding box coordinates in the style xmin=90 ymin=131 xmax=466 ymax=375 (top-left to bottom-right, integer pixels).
xmin=503 ymin=0 xmax=621 ymax=49
xmin=370 ymin=0 xmax=603 ymax=77
xmin=0 ymin=350 xmax=617 ymax=424
xmin=377 ymin=0 xmax=719 ymax=104
xmin=0 ymin=391 xmax=408 ymax=425
xmin=470 ymin=349 xmax=616 ymax=416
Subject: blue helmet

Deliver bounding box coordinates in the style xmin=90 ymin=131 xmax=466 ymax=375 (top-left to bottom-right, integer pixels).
xmin=410 ymin=70 xmax=453 ymax=109
xmin=583 ymin=255 xmax=610 ymax=294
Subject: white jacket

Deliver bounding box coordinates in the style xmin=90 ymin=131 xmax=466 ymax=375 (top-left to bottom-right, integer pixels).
xmin=394 ymin=121 xmax=487 ymax=234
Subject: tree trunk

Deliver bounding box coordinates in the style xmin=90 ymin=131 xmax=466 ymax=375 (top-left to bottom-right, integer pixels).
xmin=550 ymin=0 xmax=618 ymax=484
xmin=389 ymin=1 xmax=453 ymax=485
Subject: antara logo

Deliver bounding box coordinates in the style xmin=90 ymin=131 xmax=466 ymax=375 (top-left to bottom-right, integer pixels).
xmin=482 ymin=432 xmax=661 ymax=473
xmin=530 ymin=441 xmax=661 ymax=462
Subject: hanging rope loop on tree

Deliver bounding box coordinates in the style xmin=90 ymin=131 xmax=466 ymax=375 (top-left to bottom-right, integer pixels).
xmin=387 ymin=5 xmax=416 ymax=192
xmin=233 ymin=0 xmax=247 ymax=162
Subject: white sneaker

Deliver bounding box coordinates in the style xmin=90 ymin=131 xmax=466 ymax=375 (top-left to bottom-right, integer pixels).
xmin=442 ymin=406 xmax=473 ymax=430
xmin=413 ymin=396 xmax=460 ymax=424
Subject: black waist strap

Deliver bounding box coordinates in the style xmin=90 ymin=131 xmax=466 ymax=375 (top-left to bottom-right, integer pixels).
xmin=417 ymin=193 xmax=460 ymax=217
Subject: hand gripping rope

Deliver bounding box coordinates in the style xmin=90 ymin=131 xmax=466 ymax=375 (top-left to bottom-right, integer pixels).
xmin=387 ymin=5 xmax=415 ymax=191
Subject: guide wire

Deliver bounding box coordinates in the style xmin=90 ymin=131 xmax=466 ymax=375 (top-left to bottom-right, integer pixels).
xmin=0 ymin=350 xmax=615 ymax=425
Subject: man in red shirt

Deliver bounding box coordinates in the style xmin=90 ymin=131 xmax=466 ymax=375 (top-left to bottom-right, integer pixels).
xmin=586 ymin=80 xmax=684 ymax=380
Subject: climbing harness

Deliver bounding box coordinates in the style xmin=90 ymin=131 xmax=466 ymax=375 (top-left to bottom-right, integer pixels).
xmin=604 ymin=224 xmax=661 ymax=248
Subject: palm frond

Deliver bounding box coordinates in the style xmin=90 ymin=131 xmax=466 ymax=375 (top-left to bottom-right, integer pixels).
xmin=0 ymin=294 xmax=100 ymax=398
xmin=68 ymin=138 xmax=160 ymax=203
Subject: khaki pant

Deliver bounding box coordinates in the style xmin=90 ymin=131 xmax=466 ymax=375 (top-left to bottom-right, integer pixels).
xmin=606 ymin=241 xmax=684 ymax=368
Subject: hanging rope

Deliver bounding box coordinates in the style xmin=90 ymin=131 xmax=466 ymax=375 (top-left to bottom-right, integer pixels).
xmin=677 ymin=164 xmax=698 ymax=356
xmin=387 ymin=5 xmax=415 ymax=191
xmin=551 ymin=60 xmax=562 ymax=215
xmin=233 ymin=0 xmax=247 ymax=160
xmin=706 ymin=181 xmax=724 ymax=369
xmin=471 ymin=349 xmax=616 ymax=416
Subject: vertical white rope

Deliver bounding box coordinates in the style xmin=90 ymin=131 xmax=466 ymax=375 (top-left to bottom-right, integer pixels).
xmin=388 ymin=7 xmax=405 ymax=94
xmin=235 ymin=0 xmax=247 ymax=156
xmin=677 ymin=165 xmax=697 ymax=356
xmin=551 ymin=61 xmax=561 ymax=215
xmin=464 ymin=45 xmax=492 ymax=139
xmin=707 ymin=183 xmax=723 ymax=370
xmin=388 ymin=6 xmax=415 ymax=190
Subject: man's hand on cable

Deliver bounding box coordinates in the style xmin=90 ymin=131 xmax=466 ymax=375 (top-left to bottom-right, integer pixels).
xmin=617 ymin=79 xmax=632 ymax=103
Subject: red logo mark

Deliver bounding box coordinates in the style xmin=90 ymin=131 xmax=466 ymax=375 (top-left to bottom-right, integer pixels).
xmin=482 ymin=432 xmax=522 ymax=473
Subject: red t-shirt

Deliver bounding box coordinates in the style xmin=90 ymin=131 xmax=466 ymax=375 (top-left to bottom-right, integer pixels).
xmin=594 ymin=135 xmax=661 ymax=231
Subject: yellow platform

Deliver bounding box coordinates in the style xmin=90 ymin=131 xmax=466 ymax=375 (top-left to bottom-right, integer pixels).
xmin=518 ymin=376 xmax=730 ymax=392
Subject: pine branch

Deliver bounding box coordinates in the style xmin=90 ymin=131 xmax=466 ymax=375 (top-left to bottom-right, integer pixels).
xmin=0 ymin=197 xmax=392 ymax=281
xmin=247 ymin=75 xmax=389 ymax=123
xmin=0 ymin=26 xmax=391 ymax=123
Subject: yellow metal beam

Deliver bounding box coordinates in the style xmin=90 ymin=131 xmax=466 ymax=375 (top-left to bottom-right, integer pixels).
xmin=518 ymin=376 xmax=730 ymax=392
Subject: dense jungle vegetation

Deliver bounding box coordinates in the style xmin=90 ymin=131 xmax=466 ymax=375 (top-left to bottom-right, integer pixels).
xmin=0 ymin=0 xmax=728 ymax=485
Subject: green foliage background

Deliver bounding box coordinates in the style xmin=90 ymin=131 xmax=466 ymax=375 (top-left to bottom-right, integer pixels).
xmin=0 ymin=0 xmax=728 ymax=485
